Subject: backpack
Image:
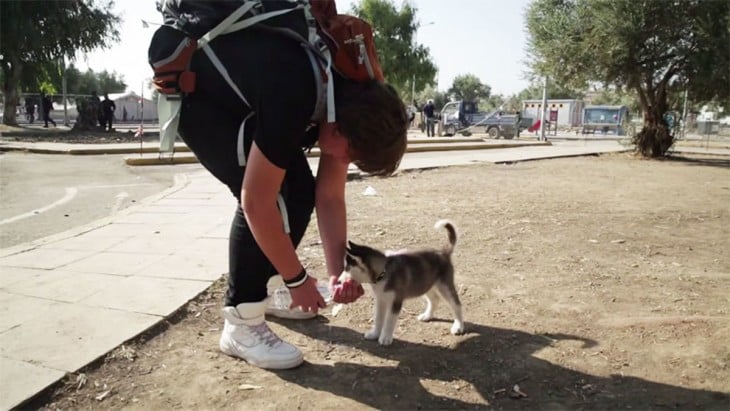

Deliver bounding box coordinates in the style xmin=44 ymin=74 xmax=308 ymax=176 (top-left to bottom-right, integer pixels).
xmin=308 ymin=0 xmax=384 ymax=83
xmin=150 ymin=0 xmax=383 ymax=155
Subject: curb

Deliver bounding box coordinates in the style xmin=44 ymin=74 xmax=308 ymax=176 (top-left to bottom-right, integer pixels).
xmin=125 ymin=154 xmax=201 ymax=166
xmin=0 ymin=143 xmax=190 ymax=155
xmin=122 ymin=141 xmax=552 ymax=166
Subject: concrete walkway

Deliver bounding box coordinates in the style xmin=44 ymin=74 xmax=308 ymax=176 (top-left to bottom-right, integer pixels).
xmin=0 ymin=137 xmax=724 ymax=410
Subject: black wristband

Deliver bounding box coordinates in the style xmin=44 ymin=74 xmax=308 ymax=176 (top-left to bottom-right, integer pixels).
xmin=284 ymin=268 xmax=308 ymax=289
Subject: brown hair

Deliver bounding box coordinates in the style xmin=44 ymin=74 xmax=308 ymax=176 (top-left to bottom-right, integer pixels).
xmin=334 ymin=77 xmax=408 ymax=176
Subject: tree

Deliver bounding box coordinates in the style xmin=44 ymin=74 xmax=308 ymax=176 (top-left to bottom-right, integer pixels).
xmin=351 ymin=0 xmax=438 ymax=102
xmin=63 ymin=65 xmax=126 ymax=96
xmin=39 ymin=63 xmax=126 ymax=96
xmin=516 ymin=80 xmax=584 ymax=101
xmin=0 ymin=0 xmax=120 ymax=125
xmin=447 ymin=74 xmax=491 ymax=103
xmin=590 ymin=85 xmax=641 ymax=114
xmin=483 ymin=94 xmax=506 ymax=111
xmin=526 ymin=0 xmax=729 ymax=157
xmin=415 ymin=84 xmax=448 ymax=111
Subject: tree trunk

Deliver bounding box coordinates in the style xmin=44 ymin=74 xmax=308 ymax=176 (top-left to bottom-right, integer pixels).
xmin=632 ymin=84 xmax=674 ymax=157
xmin=71 ymin=96 xmax=102 ymax=131
xmin=1 ymin=61 xmax=22 ymax=126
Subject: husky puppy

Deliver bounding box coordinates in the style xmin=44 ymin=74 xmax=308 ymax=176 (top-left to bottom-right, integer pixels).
xmin=342 ymin=220 xmax=464 ymax=345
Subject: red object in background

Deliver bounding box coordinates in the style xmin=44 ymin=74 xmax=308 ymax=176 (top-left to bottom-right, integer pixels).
xmin=528 ymin=119 xmax=541 ymax=133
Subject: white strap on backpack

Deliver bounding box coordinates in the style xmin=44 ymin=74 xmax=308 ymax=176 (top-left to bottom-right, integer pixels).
xmin=198 ymin=1 xmax=308 ymax=234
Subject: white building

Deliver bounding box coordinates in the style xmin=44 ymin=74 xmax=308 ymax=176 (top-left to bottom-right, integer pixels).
xmin=522 ymin=99 xmax=584 ymax=127
xmin=106 ymin=91 xmax=157 ymax=122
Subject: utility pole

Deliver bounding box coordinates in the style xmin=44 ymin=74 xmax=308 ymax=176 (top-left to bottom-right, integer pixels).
xmin=411 ymin=73 xmax=415 ymax=105
xmin=62 ymin=57 xmax=69 ymax=126
xmin=681 ymin=89 xmax=688 ymax=139
xmin=539 ymin=76 xmax=548 ymax=141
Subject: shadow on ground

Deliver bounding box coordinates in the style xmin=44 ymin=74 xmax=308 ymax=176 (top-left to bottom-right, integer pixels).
xmin=271 ymin=319 xmax=729 ymax=410
xmin=665 ymin=154 xmax=730 ymax=169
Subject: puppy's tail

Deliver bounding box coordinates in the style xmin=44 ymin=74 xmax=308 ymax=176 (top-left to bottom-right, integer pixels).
xmin=435 ymin=219 xmax=457 ymax=254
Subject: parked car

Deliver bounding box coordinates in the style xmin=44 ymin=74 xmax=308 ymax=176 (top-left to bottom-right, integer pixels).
xmin=439 ymin=100 xmax=532 ymax=138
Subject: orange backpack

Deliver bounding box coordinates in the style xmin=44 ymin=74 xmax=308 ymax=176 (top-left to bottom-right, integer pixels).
xmin=151 ymin=0 xmax=383 ymax=98
xmin=309 ymin=0 xmax=384 ymax=82
xmin=150 ymin=0 xmax=383 ymax=158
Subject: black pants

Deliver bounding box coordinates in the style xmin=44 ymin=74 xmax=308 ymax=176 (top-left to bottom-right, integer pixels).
xmin=426 ymin=117 xmax=436 ymax=136
xmin=44 ymin=111 xmax=56 ymax=127
xmin=178 ymin=68 xmax=315 ymax=307
xmin=102 ymin=115 xmax=113 ymax=131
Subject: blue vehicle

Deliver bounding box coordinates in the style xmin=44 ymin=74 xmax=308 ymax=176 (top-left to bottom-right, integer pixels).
xmin=439 ymin=100 xmax=532 ymax=138
xmin=581 ymin=105 xmax=630 ymax=135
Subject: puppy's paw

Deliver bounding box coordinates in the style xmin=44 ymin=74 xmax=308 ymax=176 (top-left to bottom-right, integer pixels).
xmin=450 ymin=321 xmax=465 ymax=335
xmin=378 ymin=334 xmax=393 ymax=346
xmin=417 ymin=312 xmax=433 ymax=322
xmin=364 ymin=328 xmax=380 ymax=340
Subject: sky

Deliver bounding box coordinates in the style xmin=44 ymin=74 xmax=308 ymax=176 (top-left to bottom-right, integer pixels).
xmin=81 ymin=0 xmax=534 ymax=97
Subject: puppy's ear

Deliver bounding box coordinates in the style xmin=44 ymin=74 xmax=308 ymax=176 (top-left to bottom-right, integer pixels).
xmin=344 ymin=252 xmax=357 ymax=267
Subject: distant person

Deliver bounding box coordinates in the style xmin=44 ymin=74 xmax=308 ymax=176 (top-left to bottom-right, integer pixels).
xmin=24 ymin=97 xmax=35 ymax=124
xmin=122 ymin=106 xmax=128 ymax=122
xmin=41 ymin=93 xmax=56 ymax=128
xmin=100 ymin=93 xmax=116 ymax=131
xmin=423 ymin=99 xmax=436 ymax=137
xmin=515 ymin=110 xmax=522 ymax=138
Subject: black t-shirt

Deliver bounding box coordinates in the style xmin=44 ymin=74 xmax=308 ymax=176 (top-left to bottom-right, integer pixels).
xmin=423 ymin=103 xmax=435 ymax=118
xmin=100 ymin=99 xmax=115 ymax=115
xmin=183 ymin=27 xmax=319 ymax=170
xmin=156 ymin=1 xmax=318 ymax=170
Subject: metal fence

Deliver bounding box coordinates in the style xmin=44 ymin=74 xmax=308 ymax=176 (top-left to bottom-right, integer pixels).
xmin=1 ymin=93 xmax=159 ymax=126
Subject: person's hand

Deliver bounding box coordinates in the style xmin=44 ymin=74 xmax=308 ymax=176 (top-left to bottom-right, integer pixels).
xmin=288 ymin=276 xmax=326 ymax=314
xmin=330 ymin=274 xmax=364 ymax=304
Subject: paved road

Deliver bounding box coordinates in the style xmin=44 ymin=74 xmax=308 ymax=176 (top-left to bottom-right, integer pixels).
xmin=0 ymin=152 xmax=199 ymax=248
xmin=0 ymin=140 xmax=632 ymax=249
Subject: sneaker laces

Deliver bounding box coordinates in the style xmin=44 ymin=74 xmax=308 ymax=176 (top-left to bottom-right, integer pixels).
xmin=250 ymin=322 xmax=282 ymax=347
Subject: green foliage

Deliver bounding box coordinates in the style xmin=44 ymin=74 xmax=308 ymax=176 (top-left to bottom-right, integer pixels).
xmin=525 ymin=0 xmax=729 ymax=156
xmin=447 ymin=74 xmax=491 ymax=103
xmin=37 ymin=81 xmax=57 ymax=96
xmin=414 ymin=84 xmax=447 ymax=111
xmin=351 ymin=0 xmax=438 ymax=101
xmin=0 ymin=0 xmax=120 ymax=124
xmin=483 ymin=94 xmax=506 ymax=111
xmin=516 ymin=80 xmax=584 ymax=101
xmin=590 ymin=86 xmax=640 ymax=114
xmin=52 ymin=64 xmax=127 ymax=95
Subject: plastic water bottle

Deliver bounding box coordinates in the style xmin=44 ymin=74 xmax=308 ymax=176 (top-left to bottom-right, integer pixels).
xmin=270 ymin=280 xmax=332 ymax=311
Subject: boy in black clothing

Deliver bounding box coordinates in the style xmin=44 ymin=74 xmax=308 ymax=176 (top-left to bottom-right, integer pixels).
xmin=99 ymin=93 xmax=116 ymax=131
xmin=149 ymin=0 xmax=408 ymax=371
xmin=41 ymin=93 xmax=56 ymax=127
xmin=423 ymin=99 xmax=436 ymax=137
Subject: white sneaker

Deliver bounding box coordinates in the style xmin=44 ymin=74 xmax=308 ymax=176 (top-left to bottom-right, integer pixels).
xmin=219 ymin=300 xmax=303 ymax=370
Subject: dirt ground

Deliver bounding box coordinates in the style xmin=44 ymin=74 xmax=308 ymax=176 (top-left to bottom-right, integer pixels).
xmin=33 ymin=152 xmax=729 ymax=410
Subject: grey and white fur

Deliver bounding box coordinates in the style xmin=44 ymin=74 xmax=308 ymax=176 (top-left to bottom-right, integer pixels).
xmin=342 ymin=219 xmax=464 ymax=345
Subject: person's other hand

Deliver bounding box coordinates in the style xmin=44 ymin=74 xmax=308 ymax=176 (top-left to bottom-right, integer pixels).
xmin=330 ymin=275 xmax=364 ymax=304
xmin=289 ymin=276 xmax=326 ymax=314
